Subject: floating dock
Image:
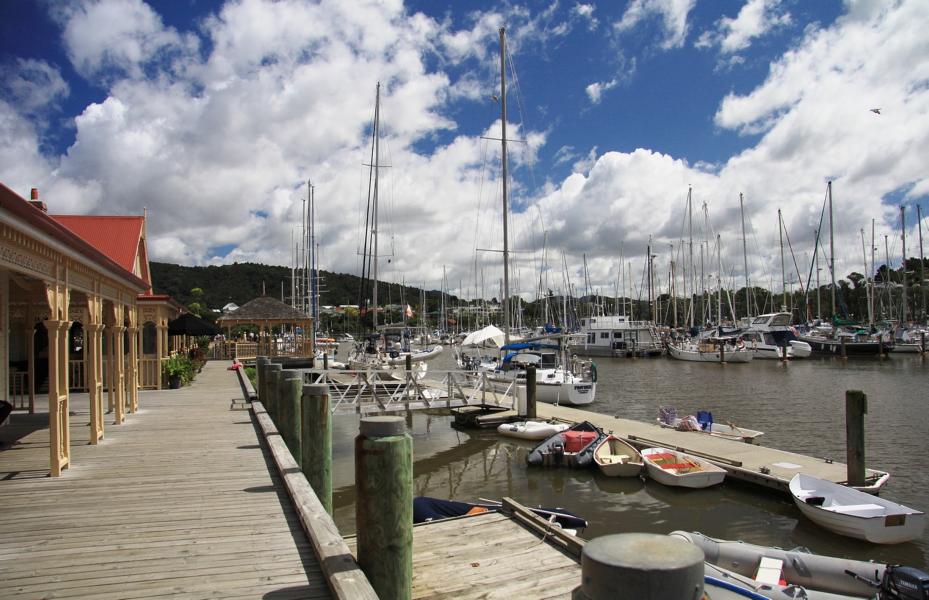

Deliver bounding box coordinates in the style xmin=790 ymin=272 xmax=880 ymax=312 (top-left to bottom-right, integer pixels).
xmin=456 ymin=404 xmax=888 ymax=493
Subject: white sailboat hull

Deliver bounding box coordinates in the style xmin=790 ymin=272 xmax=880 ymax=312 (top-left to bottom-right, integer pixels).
xmin=667 ymin=344 xmax=753 ymax=363
xmin=516 ymin=381 xmax=596 ymax=406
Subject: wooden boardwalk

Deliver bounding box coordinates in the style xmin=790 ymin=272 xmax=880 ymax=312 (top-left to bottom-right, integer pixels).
xmin=0 ymin=362 xmax=331 ymax=600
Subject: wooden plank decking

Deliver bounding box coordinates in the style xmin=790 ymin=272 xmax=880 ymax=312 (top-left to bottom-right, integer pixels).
xmin=0 ymin=362 xmax=330 ymax=600
xmin=347 ymin=510 xmax=582 ymax=600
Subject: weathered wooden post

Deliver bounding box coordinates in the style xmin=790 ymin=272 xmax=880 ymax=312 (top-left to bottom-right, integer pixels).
xmin=525 ymin=364 xmax=537 ymax=419
xmin=921 ymin=332 xmax=926 ymax=355
xmin=256 ymin=356 xmax=269 ymax=404
xmin=356 ymin=416 xmax=413 ymax=600
xmin=572 ymin=533 xmax=704 ymax=600
xmin=301 ymin=383 xmax=331 ymax=513
xmin=266 ymin=363 xmax=282 ymax=419
xmin=281 ymin=371 xmax=303 ymax=466
xmin=323 ymin=353 xmax=329 ymax=370
xmin=781 ymin=345 xmax=788 ymax=361
xmin=846 ymin=390 xmax=867 ymax=487
xmin=840 ymin=336 xmax=847 ymax=359
xmin=719 ymin=342 xmax=725 ymax=364
xmin=878 ymin=335 xmax=884 ymax=358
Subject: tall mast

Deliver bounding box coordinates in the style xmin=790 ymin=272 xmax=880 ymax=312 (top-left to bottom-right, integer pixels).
xmin=884 ymin=235 xmax=891 ymax=318
xmin=309 ymin=180 xmax=317 ymax=340
xmin=779 ymin=209 xmax=787 ymax=311
xmin=687 ymin=187 xmax=694 ymax=328
xmin=828 ymin=181 xmax=836 ymax=318
xmin=717 ymin=234 xmax=723 ymax=323
xmin=918 ymin=204 xmax=926 ymax=323
xmin=870 ymin=219 xmax=876 ymax=325
xmin=900 ymin=205 xmax=908 ymax=323
xmin=371 ymin=83 xmax=381 ymax=329
xmin=499 ymin=27 xmax=511 ymax=345
xmin=740 ymin=193 xmax=751 ymax=318
xmin=815 ymin=228 xmax=821 ymax=319
xmin=861 ymin=229 xmax=872 ymax=326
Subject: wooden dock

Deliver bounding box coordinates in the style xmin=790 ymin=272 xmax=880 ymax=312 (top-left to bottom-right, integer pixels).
xmin=346 ymin=499 xmax=583 ymax=599
xmin=0 ymin=362 xmax=331 ymax=599
xmin=461 ymin=404 xmax=888 ymax=493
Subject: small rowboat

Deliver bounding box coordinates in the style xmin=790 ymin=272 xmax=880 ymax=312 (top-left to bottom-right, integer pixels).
xmin=641 ymin=447 xmax=726 ymax=489
xmin=593 ymin=435 xmax=644 ymax=477
xmin=789 ymin=473 xmax=926 ymax=544
xmin=497 ymin=420 xmax=569 ymax=441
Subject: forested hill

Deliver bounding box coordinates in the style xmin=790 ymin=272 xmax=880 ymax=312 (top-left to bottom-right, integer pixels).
xmin=149 ymin=261 xmax=443 ymax=312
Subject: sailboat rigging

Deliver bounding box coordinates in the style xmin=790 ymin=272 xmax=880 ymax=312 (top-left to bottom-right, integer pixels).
xmin=348 ymin=83 xmax=442 ymax=373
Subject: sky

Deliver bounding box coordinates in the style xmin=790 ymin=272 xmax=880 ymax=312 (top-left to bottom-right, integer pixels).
xmin=1 ymin=0 xmax=928 ymax=304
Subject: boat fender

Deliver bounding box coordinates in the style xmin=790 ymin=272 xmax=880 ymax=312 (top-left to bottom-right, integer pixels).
xmin=590 ymin=362 xmax=598 ymax=383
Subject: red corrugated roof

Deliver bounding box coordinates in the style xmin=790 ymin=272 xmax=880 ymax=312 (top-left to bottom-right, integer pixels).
xmin=51 ymin=215 xmax=144 ymax=274
xmin=0 ymin=183 xmax=148 ymax=291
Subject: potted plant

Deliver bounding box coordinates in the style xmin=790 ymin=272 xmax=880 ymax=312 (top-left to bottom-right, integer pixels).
xmin=163 ymin=355 xmax=189 ymax=389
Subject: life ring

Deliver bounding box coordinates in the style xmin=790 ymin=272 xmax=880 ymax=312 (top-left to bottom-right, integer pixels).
xmin=736 ymin=338 xmax=745 ymax=350
xmin=389 ymin=350 xmax=400 ymax=359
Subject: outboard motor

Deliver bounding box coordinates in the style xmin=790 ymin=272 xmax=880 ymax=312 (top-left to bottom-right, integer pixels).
xmin=882 ymin=565 xmax=929 ymax=599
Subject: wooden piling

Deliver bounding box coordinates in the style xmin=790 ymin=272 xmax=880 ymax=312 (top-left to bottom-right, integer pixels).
xmin=256 ymin=356 xmax=269 ymax=404
xmin=281 ymin=371 xmax=303 ymax=467
xmin=841 ymin=337 xmax=847 ymax=359
xmin=719 ymin=342 xmax=725 ymax=364
xmin=266 ymin=363 xmax=282 ymax=420
xmin=781 ymin=345 xmax=788 ymax=361
xmin=878 ymin=335 xmax=884 ymax=358
xmin=921 ymin=332 xmax=926 ymax=355
xmin=845 ymin=390 xmax=867 ymax=487
xmin=301 ymin=383 xmax=332 ymax=514
xmin=572 ymin=533 xmax=704 ymax=600
xmin=323 ymin=353 xmax=329 ymax=370
xmin=525 ymin=364 xmax=537 ymax=419
xmin=355 ymin=416 xmax=412 ymax=600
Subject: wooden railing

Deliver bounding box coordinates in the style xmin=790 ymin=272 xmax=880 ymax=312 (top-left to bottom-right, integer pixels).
xmin=8 ymin=371 xmax=30 ymax=411
xmin=69 ymin=359 xmax=86 ymax=391
xmin=140 ymin=356 xmax=162 ymax=389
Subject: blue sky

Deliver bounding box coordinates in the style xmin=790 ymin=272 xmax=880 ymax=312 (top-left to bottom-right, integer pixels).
xmin=1 ymin=0 xmax=926 ymax=301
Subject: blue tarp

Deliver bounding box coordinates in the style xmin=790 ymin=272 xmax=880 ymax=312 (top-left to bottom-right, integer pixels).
xmin=500 ymin=342 xmax=559 ymax=351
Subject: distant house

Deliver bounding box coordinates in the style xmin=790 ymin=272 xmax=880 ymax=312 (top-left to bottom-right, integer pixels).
xmin=222 ymin=302 xmax=239 ymax=313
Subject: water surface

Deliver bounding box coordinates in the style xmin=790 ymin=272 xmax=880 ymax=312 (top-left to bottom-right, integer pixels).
xmin=329 ymin=348 xmax=929 ymax=568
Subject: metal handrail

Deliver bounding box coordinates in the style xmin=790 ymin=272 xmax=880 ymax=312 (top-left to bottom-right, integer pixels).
xmin=300 ymin=369 xmax=516 ymax=414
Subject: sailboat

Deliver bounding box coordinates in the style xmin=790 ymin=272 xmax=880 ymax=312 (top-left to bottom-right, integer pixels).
xmin=797 ymin=182 xmax=890 ymax=355
xmin=488 ymin=29 xmax=595 ymax=406
xmin=347 ymin=83 xmax=442 ymax=374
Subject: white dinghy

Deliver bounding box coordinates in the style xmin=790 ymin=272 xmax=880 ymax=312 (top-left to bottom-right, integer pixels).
xmin=641 ymin=447 xmax=726 ymax=489
xmin=789 ymin=473 xmax=926 ymax=544
xmin=497 ymin=420 xmax=569 ymax=441
xmin=593 ymin=435 xmax=644 ymax=477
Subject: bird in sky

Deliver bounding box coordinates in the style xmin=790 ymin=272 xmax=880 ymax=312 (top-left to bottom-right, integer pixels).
xmin=870 ymin=108 xmax=882 ymax=114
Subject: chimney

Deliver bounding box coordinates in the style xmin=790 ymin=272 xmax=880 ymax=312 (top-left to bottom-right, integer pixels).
xmin=29 ymin=188 xmax=47 ymax=213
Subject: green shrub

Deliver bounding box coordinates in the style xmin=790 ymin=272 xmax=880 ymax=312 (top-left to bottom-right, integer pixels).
xmin=163 ymin=354 xmax=197 ymax=386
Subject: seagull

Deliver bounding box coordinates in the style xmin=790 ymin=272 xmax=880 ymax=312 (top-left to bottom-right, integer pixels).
xmin=870 ymin=108 xmax=881 ymax=114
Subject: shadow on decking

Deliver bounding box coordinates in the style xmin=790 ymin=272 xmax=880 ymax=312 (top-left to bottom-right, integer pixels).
xmin=0 ymin=412 xmax=52 ymax=480
xmin=247 ymin=410 xmax=332 ymax=598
